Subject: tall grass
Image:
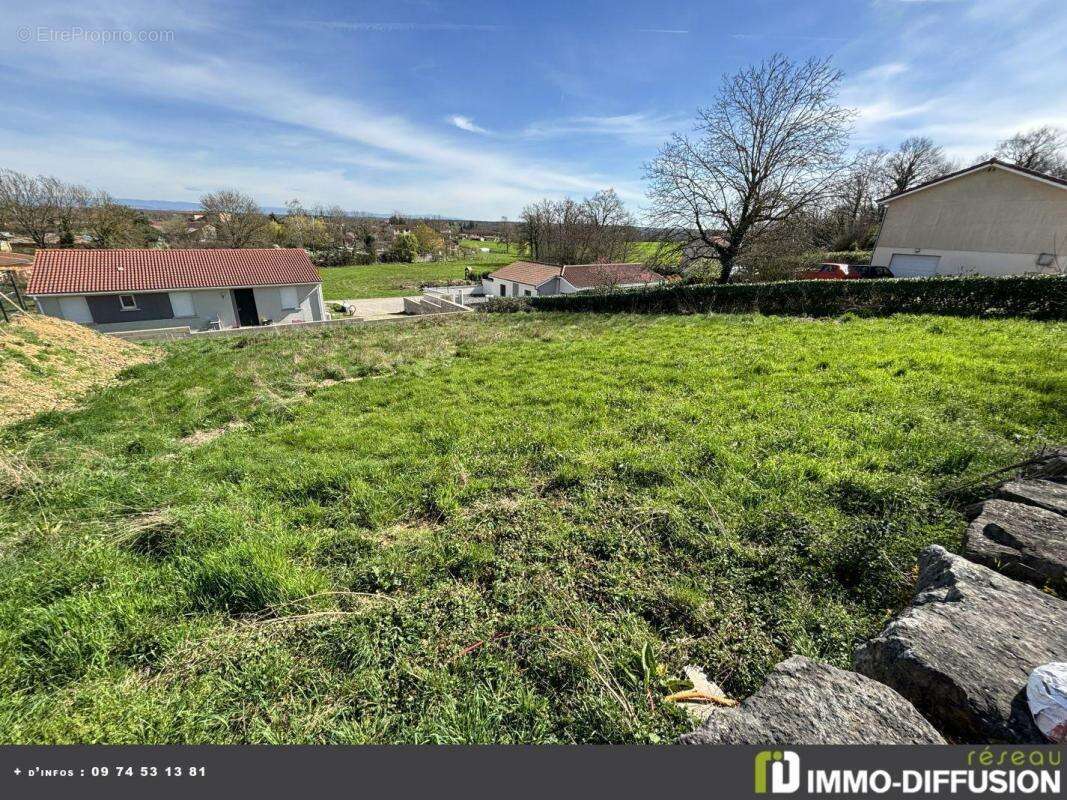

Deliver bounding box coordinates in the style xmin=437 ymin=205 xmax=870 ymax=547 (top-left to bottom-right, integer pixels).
xmin=0 ymin=312 xmax=1063 ymax=742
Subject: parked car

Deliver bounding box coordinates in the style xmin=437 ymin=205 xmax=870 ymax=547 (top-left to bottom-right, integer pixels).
xmin=799 ymin=262 xmax=894 ymax=280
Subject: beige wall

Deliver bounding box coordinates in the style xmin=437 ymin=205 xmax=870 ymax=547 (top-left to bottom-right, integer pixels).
xmin=877 ymin=166 xmax=1067 ymax=259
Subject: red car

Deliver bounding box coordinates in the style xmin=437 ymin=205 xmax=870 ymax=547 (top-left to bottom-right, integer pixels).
xmin=799 ymin=262 xmax=894 ymax=280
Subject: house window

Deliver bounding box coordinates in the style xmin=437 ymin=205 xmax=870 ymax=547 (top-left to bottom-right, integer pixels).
xmin=280 ymin=286 xmax=299 ymax=309
xmin=169 ymin=291 xmax=195 ymax=317
xmin=119 ymin=295 xmax=138 ymax=311
xmin=524 ymin=289 xmax=532 ymax=297
xmin=500 ymin=284 xmax=507 ymax=296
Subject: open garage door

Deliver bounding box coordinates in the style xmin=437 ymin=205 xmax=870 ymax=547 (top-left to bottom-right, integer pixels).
xmin=888 ymin=253 xmax=941 ymax=278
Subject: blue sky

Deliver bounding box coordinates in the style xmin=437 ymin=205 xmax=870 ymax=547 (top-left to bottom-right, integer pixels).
xmin=1 ymin=0 xmax=1065 ymax=218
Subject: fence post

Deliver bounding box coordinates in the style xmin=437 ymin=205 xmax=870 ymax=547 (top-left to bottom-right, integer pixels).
xmin=7 ymin=271 xmax=25 ymax=310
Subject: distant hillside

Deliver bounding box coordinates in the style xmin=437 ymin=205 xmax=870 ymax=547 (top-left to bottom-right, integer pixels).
xmin=113 ymin=198 xmax=516 ymax=224
xmin=0 ymin=314 xmax=152 ymax=425
xmin=116 ymin=198 xmax=296 ymax=215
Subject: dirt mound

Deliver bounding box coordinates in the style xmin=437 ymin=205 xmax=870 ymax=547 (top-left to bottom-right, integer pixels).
xmin=0 ymin=313 xmax=153 ymax=425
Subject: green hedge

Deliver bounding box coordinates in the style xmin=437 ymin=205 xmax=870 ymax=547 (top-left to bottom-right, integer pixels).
xmin=822 ymin=250 xmax=872 ymax=265
xmin=501 ymin=275 xmax=1066 ymax=320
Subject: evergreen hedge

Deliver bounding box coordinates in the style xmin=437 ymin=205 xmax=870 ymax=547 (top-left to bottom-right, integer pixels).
xmin=493 ymin=275 xmax=1066 ymax=320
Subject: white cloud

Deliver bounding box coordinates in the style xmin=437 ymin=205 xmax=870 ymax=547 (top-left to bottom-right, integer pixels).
xmin=0 ymin=2 xmax=635 ymax=217
xmin=449 ymin=115 xmax=489 ymax=134
xmin=857 ymin=62 xmax=909 ymax=81
xmin=522 ymin=113 xmax=686 ymax=145
xmin=297 ymin=20 xmax=506 ymax=33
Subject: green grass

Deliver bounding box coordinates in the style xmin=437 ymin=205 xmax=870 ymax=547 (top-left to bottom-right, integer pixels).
xmin=319 ymin=244 xmax=519 ymax=300
xmin=0 ymin=312 xmax=1064 ymax=743
xmin=319 ymin=241 xmax=670 ymax=299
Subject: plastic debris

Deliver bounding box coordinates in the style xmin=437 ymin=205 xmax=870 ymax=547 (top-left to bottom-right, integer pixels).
xmin=1027 ymin=662 xmax=1067 ymax=743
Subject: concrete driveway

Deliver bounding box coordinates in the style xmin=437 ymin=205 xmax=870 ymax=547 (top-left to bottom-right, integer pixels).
xmin=333 ymin=296 xmax=417 ymax=320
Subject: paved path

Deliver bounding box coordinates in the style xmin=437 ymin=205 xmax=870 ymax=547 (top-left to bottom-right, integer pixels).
xmin=335 ymin=296 xmax=418 ymax=320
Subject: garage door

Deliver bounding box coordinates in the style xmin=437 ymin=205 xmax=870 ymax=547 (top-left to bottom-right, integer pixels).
xmin=888 ymin=253 xmax=941 ymax=278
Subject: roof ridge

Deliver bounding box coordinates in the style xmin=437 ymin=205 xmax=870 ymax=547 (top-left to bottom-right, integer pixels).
xmin=28 ymin=247 xmax=320 ymax=296
xmin=878 ymin=158 xmax=1067 ymax=203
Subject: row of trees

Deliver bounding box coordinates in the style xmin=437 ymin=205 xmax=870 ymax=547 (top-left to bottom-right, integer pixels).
xmin=0 ymin=173 xmax=451 ymax=264
xmin=0 ymin=169 xmax=158 ymax=248
xmin=519 ymin=189 xmax=636 ymax=265
xmin=644 ymin=53 xmax=1067 ymax=283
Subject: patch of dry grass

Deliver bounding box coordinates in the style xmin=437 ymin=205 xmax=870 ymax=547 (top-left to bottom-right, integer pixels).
xmin=0 ymin=314 xmax=154 ymax=425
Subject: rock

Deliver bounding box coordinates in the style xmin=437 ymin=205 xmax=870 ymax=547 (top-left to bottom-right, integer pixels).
xmin=1025 ymin=448 xmax=1067 ymax=481
xmin=679 ymin=656 xmax=944 ymax=745
xmin=964 ymin=500 xmax=1067 ymax=593
xmin=855 ymin=546 xmax=1067 ymax=743
xmin=996 ymin=479 xmax=1067 ymax=516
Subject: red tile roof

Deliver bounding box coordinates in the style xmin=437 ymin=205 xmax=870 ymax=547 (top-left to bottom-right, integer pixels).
xmin=560 ymin=263 xmax=665 ymax=289
xmin=488 ymin=260 xmax=666 ymax=290
xmin=28 ymin=248 xmax=320 ymax=295
xmin=487 ymin=261 xmax=563 ymax=286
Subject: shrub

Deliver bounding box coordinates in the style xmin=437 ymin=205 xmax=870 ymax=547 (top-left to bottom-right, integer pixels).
xmin=823 ymin=250 xmax=872 ymax=265
xmin=513 ymin=275 xmax=1066 ymax=320
xmin=483 ymin=297 xmax=532 ymax=313
xmin=386 ymin=232 xmax=419 ymax=263
xmin=308 ymin=247 xmax=357 ymax=267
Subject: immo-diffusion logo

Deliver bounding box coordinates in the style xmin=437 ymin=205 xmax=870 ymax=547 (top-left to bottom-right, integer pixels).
xmin=753 ymin=748 xmax=1061 ymax=796
xmin=755 ymin=750 xmax=801 ymax=794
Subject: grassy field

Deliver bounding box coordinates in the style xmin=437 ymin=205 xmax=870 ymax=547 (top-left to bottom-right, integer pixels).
xmin=319 ymin=241 xmax=675 ymax=299
xmin=0 ymin=312 xmax=1063 ymax=743
xmin=319 ymin=241 xmax=518 ymax=300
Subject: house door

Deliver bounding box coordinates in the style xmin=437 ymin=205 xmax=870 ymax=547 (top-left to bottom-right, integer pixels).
xmin=232 ymin=288 xmax=259 ymax=326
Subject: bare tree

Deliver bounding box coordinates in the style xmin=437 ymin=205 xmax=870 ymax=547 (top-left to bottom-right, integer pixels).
xmin=0 ymin=169 xmax=87 ymax=247
xmin=818 ymin=147 xmax=887 ymax=250
xmin=578 ymin=189 xmax=637 ymax=262
xmin=645 ymin=54 xmax=854 ymax=283
xmin=520 ymin=190 xmax=637 ymax=265
xmin=884 ymin=137 xmax=954 ymax=196
xmin=159 ymin=216 xmax=197 ymax=248
xmin=200 ymin=189 xmax=267 ymax=248
xmin=500 ymin=216 xmax=512 ymax=252
xmin=82 ymin=191 xmax=142 ymax=248
xmin=994 ymin=126 xmax=1067 ymax=178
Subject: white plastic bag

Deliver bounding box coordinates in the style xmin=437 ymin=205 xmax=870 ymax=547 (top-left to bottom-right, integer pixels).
xmin=1027 ymin=662 xmax=1067 ymax=743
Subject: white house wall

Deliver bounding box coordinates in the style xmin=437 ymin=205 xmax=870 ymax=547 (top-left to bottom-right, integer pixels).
xmin=192 ymin=288 xmax=239 ymax=329
xmin=871 ymin=246 xmax=1062 ymax=277
xmin=483 ymin=276 xmax=544 ymax=297
xmin=33 ymin=283 xmax=326 ymax=332
xmin=251 ymin=283 xmax=325 ymax=325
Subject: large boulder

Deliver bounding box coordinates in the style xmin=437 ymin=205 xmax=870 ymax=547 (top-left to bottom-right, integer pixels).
xmin=996 ymin=479 xmax=1067 ymax=516
xmin=964 ymin=499 xmax=1067 ymax=593
xmin=855 ymin=546 xmax=1067 ymax=743
xmin=679 ymin=656 xmax=944 ymax=745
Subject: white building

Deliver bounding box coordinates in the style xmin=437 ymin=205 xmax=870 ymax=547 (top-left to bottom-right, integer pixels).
xmin=29 ymin=248 xmax=326 ymax=334
xmin=873 ymin=159 xmax=1067 ymax=278
xmin=483 ymin=261 xmax=666 ymax=298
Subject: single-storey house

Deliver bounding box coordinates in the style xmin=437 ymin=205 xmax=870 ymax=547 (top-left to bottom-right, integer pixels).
xmin=873 ymin=158 xmax=1067 ymax=277
xmin=484 ymin=261 xmax=665 ymax=298
xmin=28 ymin=248 xmax=326 ymax=333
